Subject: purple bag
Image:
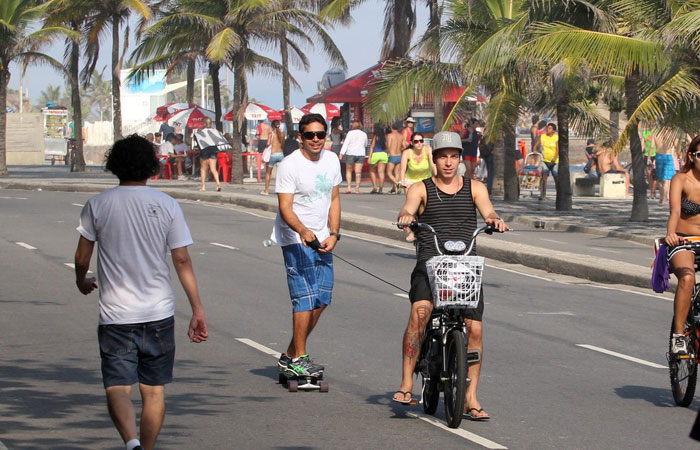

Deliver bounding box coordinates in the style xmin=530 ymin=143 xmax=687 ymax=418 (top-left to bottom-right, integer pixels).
xmin=651 ymin=244 xmax=670 ymax=293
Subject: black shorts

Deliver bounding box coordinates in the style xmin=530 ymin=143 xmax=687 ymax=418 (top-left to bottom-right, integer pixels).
xmin=409 ymin=260 xmax=484 ymax=321
xmin=199 ymin=146 xmax=218 ymax=159
xmin=98 ymin=316 xmax=175 ymax=388
xmin=257 ymin=139 xmax=268 ymax=152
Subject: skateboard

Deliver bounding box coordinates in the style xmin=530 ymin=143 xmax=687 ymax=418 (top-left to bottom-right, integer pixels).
xmin=278 ymin=372 xmax=329 ymax=392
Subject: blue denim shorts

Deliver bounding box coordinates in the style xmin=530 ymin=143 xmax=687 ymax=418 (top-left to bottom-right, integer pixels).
xmin=98 ymin=316 xmax=175 ymax=388
xmin=282 ymin=244 xmax=334 ymax=312
xmin=268 ymin=152 xmax=284 ymax=166
xmin=344 ymin=154 xmax=365 ymax=165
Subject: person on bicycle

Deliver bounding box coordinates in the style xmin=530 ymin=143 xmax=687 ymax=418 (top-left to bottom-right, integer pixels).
xmin=393 ymin=131 xmax=508 ymax=421
xmin=665 ymin=135 xmax=700 ymax=355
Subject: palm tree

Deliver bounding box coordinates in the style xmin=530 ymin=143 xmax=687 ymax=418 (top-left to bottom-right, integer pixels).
xmin=84 ymin=0 xmax=151 ymax=140
xmin=35 ymin=84 xmax=63 ymax=108
xmin=0 ymin=0 xmax=72 ymax=176
xmin=271 ymin=0 xmax=346 ymax=132
xmin=518 ymin=0 xmax=700 ymax=220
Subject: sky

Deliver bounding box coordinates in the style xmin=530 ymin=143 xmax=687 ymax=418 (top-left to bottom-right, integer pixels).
xmin=9 ymin=1 xmax=429 ymax=110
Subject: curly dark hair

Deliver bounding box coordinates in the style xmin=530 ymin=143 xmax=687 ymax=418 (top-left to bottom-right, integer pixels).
xmin=104 ymin=134 xmax=160 ymax=181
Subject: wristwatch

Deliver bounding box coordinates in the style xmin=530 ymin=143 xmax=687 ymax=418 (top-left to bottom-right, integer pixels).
xmin=329 ymin=232 xmax=341 ymax=241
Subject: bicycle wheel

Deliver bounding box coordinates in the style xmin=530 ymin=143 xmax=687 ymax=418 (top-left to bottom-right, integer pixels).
xmin=669 ymin=317 xmax=698 ymax=407
xmin=443 ymin=329 xmax=467 ymax=428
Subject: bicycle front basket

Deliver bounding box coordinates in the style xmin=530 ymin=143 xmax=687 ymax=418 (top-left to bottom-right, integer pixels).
xmin=425 ymin=255 xmax=484 ymax=309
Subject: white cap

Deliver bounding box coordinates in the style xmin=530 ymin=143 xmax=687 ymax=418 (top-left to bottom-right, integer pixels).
xmin=406 ymin=117 xmax=416 ymax=123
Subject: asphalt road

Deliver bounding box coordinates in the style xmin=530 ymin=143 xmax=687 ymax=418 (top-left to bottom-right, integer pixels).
xmin=0 ymin=188 xmax=697 ymax=449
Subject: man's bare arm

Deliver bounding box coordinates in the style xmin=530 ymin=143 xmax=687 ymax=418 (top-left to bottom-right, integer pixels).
xmin=319 ymin=186 xmax=341 ymax=253
xmin=397 ymin=182 xmax=427 ymax=224
xmin=171 ymin=246 xmax=208 ymax=343
xmin=74 ymin=236 xmax=98 ymax=295
xmin=471 ymin=180 xmax=509 ymax=232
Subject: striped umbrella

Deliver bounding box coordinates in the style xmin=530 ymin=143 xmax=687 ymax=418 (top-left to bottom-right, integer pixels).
xmin=301 ymin=103 xmax=340 ymax=119
xmin=155 ymin=102 xmax=197 ymax=121
xmin=224 ymin=102 xmax=282 ymax=121
xmin=281 ymin=107 xmax=305 ymax=124
xmin=167 ymin=105 xmax=215 ymax=129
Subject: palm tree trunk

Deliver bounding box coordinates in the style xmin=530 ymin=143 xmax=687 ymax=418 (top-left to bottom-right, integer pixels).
xmin=281 ymin=35 xmax=293 ymax=133
xmin=428 ymin=0 xmax=443 ymax=130
xmin=625 ymin=71 xmax=648 ymax=221
xmin=229 ymin=52 xmax=245 ymax=184
xmin=0 ymin=65 xmax=9 ymax=176
xmin=610 ymin=110 xmax=620 ymax=142
xmin=209 ymin=63 xmax=223 ymax=131
xmin=491 ymin=134 xmax=504 ymax=198
xmin=111 ymin=14 xmax=122 ymax=140
xmin=186 ymin=58 xmax=195 ymax=104
xmin=555 ymin=94 xmax=572 ymax=211
xmin=70 ymin=33 xmax=86 ymax=172
xmin=503 ymin=123 xmax=519 ymax=202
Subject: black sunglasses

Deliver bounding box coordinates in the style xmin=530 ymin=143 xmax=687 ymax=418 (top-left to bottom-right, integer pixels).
xmin=302 ymin=131 xmax=327 ymax=140
xmin=413 ymin=139 xmax=424 ymax=143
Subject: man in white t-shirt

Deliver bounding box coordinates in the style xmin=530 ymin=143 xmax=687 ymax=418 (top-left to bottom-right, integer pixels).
xmin=272 ymin=113 xmax=342 ymax=378
xmin=74 ymin=134 xmax=208 ymax=450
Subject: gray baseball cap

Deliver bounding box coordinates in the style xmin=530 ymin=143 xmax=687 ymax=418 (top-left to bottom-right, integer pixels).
xmin=431 ymin=131 xmax=463 ymax=155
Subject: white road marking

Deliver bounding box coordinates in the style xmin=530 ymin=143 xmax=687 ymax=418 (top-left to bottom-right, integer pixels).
xmin=182 ymin=200 xmax=272 ymax=218
xmin=0 ymin=438 xmax=8 ymax=450
xmin=16 ymin=242 xmax=36 ymax=250
xmin=407 ymin=412 xmax=508 ymax=449
xmin=586 ymin=284 xmax=672 ymax=302
xmin=576 ymin=344 xmax=666 ymax=369
xmin=357 ymin=205 xmax=375 ymax=210
xmin=526 ymin=311 xmax=575 ymax=316
xmin=393 ymin=293 xmax=409 ymax=298
xmin=628 ymin=240 xmax=649 ymax=247
xmin=344 ymin=232 xmax=414 ymax=250
xmin=0 ymin=196 xmax=28 ymax=200
xmin=486 ymin=264 xmax=559 ymax=282
xmin=210 ymin=242 xmax=239 ymax=250
xmin=63 ymin=263 xmax=92 ymax=274
xmin=72 ymin=203 xmax=84 ymax=207
xmin=235 ymin=338 xmax=281 ymax=358
xmin=539 ymin=238 xmax=566 ymax=245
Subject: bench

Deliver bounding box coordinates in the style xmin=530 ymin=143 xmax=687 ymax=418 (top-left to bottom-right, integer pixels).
xmin=571 ymin=172 xmax=598 ymax=196
xmin=600 ymin=172 xmax=627 ymax=198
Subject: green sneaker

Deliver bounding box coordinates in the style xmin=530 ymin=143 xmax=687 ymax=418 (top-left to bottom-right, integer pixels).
xmin=288 ymin=354 xmax=324 ymax=377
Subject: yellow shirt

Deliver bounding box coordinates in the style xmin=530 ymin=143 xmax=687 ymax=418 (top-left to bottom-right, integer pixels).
xmin=540 ymin=133 xmax=559 ymax=164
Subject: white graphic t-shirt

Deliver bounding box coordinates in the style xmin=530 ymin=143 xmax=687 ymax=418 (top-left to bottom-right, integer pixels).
xmin=77 ymin=186 xmax=193 ymax=325
xmin=272 ymin=150 xmax=342 ymax=246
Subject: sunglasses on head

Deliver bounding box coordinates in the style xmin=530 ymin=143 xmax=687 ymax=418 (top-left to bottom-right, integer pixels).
xmin=413 ymin=139 xmax=424 ymax=143
xmin=301 ymin=131 xmax=327 ymax=140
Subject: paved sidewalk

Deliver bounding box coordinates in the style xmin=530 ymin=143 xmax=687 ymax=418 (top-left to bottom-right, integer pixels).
xmin=0 ymin=166 xmax=671 ymax=289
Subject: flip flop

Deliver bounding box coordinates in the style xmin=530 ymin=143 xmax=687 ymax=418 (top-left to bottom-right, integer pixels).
xmin=392 ymin=391 xmax=413 ymax=405
xmin=464 ymin=407 xmax=490 ymax=421
xmin=343 ymin=189 xmax=352 ymax=194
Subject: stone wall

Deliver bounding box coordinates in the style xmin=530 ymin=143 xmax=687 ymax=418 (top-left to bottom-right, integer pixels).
xmin=6 ymin=113 xmax=45 ymax=165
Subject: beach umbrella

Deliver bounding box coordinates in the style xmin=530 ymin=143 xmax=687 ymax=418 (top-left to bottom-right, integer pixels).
xmin=224 ymin=102 xmax=282 ymax=121
xmin=281 ymin=107 xmax=305 ymax=124
xmin=301 ymin=102 xmax=340 ymax=119
xmin=155 ymin=102 xmax=197 ymax=121
xmin=167 ymin=105 xmax=215 ymax=129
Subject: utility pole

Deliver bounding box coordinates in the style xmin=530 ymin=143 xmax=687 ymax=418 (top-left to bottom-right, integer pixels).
xmin=201 ymin=71 xmax=206 ymax=108
xmin=18 ymin=61 xmax=23 ymax=114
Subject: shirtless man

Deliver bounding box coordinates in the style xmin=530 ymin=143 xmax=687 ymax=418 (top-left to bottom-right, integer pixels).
xmin=386 ymin=123 xmax=404 ymax=194
xmin=654 ymin=134 xmax=676 ymax=203
xmin=596 ymin=142 xmax=631 ymax=197
xmin=256 ymin=122 xmax=273 ymax=153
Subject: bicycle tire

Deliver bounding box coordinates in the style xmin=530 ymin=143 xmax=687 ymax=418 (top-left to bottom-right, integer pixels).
xmin=669 ymin=317 xmax=698 ymax=407
xmin=443 ymin=329 xmax=467 ymax=428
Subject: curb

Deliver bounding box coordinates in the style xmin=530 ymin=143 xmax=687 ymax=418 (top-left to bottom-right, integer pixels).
xmin=0 ymin=180 xmax=653 ymax=289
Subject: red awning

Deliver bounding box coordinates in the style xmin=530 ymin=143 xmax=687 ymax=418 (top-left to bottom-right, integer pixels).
xmin=306 ymin=62 xmax=486 ymax=104
xmin=306 ymin=63 xmax=385 ymax=103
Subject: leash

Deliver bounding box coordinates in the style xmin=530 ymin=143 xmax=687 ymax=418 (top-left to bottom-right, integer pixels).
xmin=332 ymin=252 xmax=409 ymax=294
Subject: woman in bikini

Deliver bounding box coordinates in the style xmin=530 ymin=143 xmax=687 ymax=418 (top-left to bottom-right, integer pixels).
xmin=666 ymin=135 xmax=700 ymax=356
xmin=261 ymin=120 xmax=285 ymax=195
xmin=399 ymin=132 xmax=435 ymax=241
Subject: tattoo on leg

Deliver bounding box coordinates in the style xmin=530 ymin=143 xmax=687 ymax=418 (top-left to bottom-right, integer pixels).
xmin=404 ymin=330 xmax=421 ymax=359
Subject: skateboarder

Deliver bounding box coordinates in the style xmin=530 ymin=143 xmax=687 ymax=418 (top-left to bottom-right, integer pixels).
xmin=271 ymin=113 xmax=342 ymax=378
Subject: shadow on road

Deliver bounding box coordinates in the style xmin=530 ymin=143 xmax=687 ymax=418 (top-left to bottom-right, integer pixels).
xmin=615 ymin=385 xmax=700 ymax=410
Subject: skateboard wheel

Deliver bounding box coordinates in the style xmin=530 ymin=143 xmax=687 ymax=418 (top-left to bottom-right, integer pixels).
xmin=319 ymin=381 xmax=329 ymax=392
xmin=287 ymin=380 xmax=298 ymax=392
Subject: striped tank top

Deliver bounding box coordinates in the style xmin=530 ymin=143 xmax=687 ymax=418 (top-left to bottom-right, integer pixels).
xmin=415 ymin=177 xmax=478 ymax=262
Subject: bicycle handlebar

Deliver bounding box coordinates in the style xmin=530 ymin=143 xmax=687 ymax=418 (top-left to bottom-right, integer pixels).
xmin=392 ymin=221 xmax=504 ymax=255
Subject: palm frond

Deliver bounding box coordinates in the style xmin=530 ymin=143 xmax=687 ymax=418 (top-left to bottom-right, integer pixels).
xmin=206 ymin=28 xmax=242 ymax=63
xmin=568 ymin=100 xmax=610 ymax=136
